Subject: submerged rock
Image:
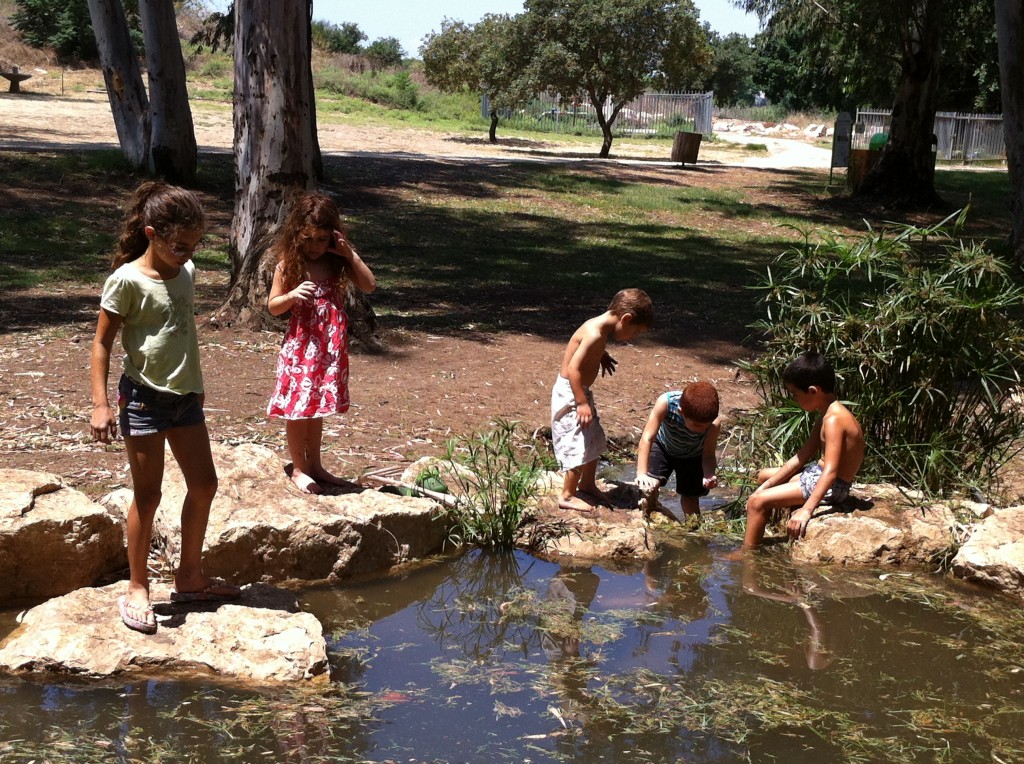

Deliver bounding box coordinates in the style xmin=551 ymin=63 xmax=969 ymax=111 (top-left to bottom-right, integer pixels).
xmin=0 ymin=582 xmax=328 ymax=683
xmin=952 ymin=506 xmax=1024 ymax=600
xmin=790 ymin=484 xmax=957 ymax=566
xmin=104 ymin=443 xmax=451 ymax=586
xmin=0 ymin=469 xmax=126 ymax=604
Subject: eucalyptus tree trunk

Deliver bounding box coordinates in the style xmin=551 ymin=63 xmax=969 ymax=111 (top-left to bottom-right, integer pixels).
xmin=857 ymin=0 xmax=944 ymax=206
xmin=139 ymin=0 xmax=197 ymax=184
xmin=86 ymin=0 xmax=149 ymax=168
xmin=995 ymin=0 xmax=1024 ymax=265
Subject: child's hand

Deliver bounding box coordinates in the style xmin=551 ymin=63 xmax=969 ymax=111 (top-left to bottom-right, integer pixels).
xmin=576 ymin=401 xmax=594 ymax=428
xmin=91 ymin=405 xmax=117 ymax=443
xmin=636 ymin=473 xmax=660 ymax=492
xmin=787 ymin=508 xmax=813 ymax=540
xmin=702 ymin=475 xmax=718 ymax=490
xmin=599 ymin=351 xmax=617 ymax=377
xmin=330 ymin=229 xmax=351 ymax=258
xmin=290 ymin=281 xmax=317 ymax=302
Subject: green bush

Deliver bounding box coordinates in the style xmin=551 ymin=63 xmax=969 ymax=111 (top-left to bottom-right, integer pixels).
xmin=12 ymin=0 xmax=98 ymax=60
xmin=442 ymin=420 xmax=547 ymax=550
xmin=315 ymin=68 xmax=419 ymax=110
xmin=311 ymin=20 xmax=365 ymax=55
xmin=738 ymin=209 xmax=1024 ymax=498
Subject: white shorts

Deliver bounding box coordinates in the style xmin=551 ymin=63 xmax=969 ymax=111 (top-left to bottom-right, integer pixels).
xmin=551 ymin=375 xmax=607 ymax=471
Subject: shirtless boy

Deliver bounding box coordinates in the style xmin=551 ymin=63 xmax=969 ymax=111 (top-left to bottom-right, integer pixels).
xmin=742 ymin=352 xmax=864 ymax=549
xmin=551 ymin=288 xmax=654 ymax=511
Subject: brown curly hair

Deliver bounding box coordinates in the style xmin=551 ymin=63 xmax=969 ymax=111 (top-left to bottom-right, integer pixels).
xmin=113 ymin=181 xmax=206 ymax=268
xmin=680 ymin=381 xmax=719 ymax=423
xmin=271 ymin=192 xmax=349 ymax=291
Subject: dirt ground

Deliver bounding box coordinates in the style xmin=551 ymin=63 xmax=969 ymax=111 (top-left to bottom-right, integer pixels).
xmin=0 ymin=81 xmax=776 ymax=500
xmin=3 ymin=81 xmax=1019 ymax=506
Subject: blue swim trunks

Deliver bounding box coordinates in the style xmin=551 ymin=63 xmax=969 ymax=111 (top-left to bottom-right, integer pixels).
xmin=799 ymin=463 xmax=852 ymax=504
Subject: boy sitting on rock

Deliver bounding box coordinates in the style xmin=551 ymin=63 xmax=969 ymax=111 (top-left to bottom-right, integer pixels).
xmin=742 ymin=352 xmax=865 ymax=550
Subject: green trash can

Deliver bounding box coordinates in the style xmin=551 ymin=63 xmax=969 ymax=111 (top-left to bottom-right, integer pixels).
xmin=868 ymin=132 xmax=888 ymax=151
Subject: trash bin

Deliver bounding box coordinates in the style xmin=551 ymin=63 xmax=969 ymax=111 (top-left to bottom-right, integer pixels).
xmin=868 ymin=132 xmax=888 ymax=151
xmin=671 ymin=131 xmax=702 ymax=165
xmin=847 ymin=148 xmax=879 ymax=190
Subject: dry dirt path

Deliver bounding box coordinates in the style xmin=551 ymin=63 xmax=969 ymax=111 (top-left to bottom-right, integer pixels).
xmin=0 ymin=89 xmax=829 ymax=168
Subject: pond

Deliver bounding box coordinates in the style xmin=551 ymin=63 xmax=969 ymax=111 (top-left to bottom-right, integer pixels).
xmin=1 ymin=539 xmax=1023 ymax=763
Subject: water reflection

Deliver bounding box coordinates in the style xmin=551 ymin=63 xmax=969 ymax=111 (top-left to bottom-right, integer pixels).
xmin=2 ymin=544 xmax=1024 ymax=762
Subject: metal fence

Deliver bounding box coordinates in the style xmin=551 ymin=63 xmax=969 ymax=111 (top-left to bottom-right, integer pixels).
xmin=854 ymin=107 xmax=1006 ymax=163
xmin=484 ymin=91 xmax=714 ymax=137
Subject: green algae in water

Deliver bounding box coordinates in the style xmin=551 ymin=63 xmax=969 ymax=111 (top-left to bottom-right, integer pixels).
xmin=1 ymin=545 xmax=1023 ymax=763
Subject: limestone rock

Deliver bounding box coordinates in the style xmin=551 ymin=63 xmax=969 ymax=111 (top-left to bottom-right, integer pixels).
xmin=952 ymin=506 xmax=1024 ymax=599
xmin=0 ymin=469 xmax=126 ymax=604
xmin=151 ymin=443 xmax=450 ymax=585
xmin=0 ymin=583 xmax=328 ymax=683
xmin=790 ymin=483 xmax=957 ymax=566
xmin=529 ymin=477 xmax=655 ymax=561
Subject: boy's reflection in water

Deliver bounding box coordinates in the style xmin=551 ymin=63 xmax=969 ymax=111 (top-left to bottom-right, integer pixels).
xmin=739 ymin=554 xmax=833 ymax=670
xmin=541 ymin=565 xmax=600 ymax=660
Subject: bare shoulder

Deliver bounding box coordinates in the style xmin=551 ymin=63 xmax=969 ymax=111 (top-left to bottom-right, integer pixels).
xmin=824 ymin=400 xmax=863 ymax=437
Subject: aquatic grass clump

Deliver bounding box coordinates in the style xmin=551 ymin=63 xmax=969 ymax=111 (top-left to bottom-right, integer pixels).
xmin=442 ymin=419 xmax=548 ymax=550
xmin=737 ymin=208 xmax=1024 ymax=498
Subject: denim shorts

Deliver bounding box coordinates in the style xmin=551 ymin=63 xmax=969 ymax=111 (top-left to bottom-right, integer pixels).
xmin=118 ymin=374 xmax=205 ymax=437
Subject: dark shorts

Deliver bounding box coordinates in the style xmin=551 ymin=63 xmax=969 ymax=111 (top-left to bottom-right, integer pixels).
xmin=118 ymin=374 xmax=204 ymax=437
xmin=646 ymin=439 xmax=709 ymax=498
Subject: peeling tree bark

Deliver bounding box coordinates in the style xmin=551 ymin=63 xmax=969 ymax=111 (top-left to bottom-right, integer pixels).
xmin=86 ymin=0 xmax=149 ymax=169
xmin=139 ymin=0 xmax=197 ymax=184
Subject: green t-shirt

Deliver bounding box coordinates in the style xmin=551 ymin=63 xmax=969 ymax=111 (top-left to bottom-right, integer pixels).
xmin=100 ymin=260 xmax=204 ymax=394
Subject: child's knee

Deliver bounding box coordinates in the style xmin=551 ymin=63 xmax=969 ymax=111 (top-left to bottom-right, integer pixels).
xmin=132 ymin=489 xmax=162 ymax=514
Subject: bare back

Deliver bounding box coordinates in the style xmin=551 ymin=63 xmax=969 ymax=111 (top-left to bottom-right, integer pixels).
xmin=559 ymin=314 xmax=612 ymax=387
xmin=819 ymin=400 xmax=865 ymax=482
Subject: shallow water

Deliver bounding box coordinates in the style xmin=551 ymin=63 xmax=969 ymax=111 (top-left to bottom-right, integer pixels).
xmin=1 ymin=542 xmax=1023 ymax=763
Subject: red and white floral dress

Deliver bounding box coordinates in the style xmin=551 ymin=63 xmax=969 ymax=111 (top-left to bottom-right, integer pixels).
xmin=267 ymin=277 xmax=350 ymax=419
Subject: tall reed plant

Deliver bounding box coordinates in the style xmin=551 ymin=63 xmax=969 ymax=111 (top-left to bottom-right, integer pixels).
xmin=442 ymin=419 xmax=547 ymax=550
xmin=739 ymin=209 xmax=1024 ymax=497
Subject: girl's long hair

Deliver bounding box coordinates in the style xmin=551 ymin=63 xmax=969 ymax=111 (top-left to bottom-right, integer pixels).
xmin=114 ymin=181 xmax=206 ymax=268
xmin=271 ymin=192 xmax=347 ymax=290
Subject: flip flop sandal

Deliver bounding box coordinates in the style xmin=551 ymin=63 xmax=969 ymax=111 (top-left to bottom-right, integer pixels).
xmin=118 ymin=596 xmax=157 ymax=634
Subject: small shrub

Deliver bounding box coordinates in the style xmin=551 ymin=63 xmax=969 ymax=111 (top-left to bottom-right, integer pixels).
xmin=442 ymin=419 xmax=547 ymax=550
xmin=738 ymin=209 xmax=1024 ymax=498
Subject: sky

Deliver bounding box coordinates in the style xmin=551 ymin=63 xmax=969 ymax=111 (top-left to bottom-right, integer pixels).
xmin=266 ymin=1 xmax=763 ymax=59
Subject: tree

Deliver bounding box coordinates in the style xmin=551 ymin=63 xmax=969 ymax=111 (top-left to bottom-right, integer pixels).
xmin=422 ymin=15 xmax=538 ymax=142
xmin=139 ymin=0 xmax=197 ymax=184
xmin=995 ymin=0 xmax=1024 ymax=265
xmin=220 ymin=0 xmax=320 ymax=328
xmin=701 ymin=31 xmax=759 ymax=107
xmin=524 ymin=0 xmax=711 ymax=157
xmin=364 ymin=36 xmax=405 ymax=69
xmin=741 ymin=0 xmax=992 ymax=206
xmin=13 ymin=0 xmax=101 ymax=60
xmin=86 ymin=0 xmax=149 ymax=168
xmin=311 ymin=19 xmax=366 ymax=54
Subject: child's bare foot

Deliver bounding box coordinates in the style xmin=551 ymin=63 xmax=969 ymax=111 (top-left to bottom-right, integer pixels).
xmin=558 ymin=494 xmax=597 ymax=512
xmin=290 ymin=469 xmax=323 ymax=495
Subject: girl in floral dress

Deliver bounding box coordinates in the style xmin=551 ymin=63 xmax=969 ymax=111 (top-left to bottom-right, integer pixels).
xmin=267 ymin=193 xmax=377 ymax=494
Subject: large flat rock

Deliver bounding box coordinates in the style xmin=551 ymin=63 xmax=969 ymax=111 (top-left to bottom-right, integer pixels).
xmin=952 ymin=506 xmax=1024 ymax=600
xmin=788 ymin=484 xmax=957 ymax=566
xmin=105 ymin=444 xmax=452 ymax=586
xmin=0 ymin=469 xmax=126 ymax=604
xmin=0 ymin=582 xmax=328 ymax=683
